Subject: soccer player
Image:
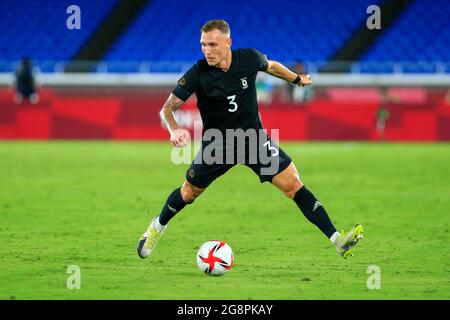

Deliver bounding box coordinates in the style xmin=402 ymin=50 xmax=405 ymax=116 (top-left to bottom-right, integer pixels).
xmin=138 ymin=20 xmax=363 ymax=260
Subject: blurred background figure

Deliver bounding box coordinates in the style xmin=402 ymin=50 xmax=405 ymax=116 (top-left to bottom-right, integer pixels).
xmin=376 ymin=104 xmax=389 ymax=141
xmin=282 ymin=60 xmax=314 ymax=104
xmin=14 ymin=57 xmax=39 ymax=104
xmin=376 ymin=86 xmax=399 ymax=141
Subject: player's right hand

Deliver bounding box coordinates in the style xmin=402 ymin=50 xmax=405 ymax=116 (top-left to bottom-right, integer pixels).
xmin=170 ymin=128 xmax=191 ymax=148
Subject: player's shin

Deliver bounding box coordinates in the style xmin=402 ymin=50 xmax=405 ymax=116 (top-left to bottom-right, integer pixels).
xmin=293 ymin=186 xmax=338 ymax=241
xmin=158 ymin=187 xmax=190 ymax=226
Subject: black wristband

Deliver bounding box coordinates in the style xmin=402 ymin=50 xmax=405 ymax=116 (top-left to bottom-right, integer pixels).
xmin=292 ymin=75 xmax=301 ymax=85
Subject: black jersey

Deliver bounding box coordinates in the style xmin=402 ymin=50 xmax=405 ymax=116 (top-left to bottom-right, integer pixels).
xmin=172 ymin=48 xmax=269 ymax=133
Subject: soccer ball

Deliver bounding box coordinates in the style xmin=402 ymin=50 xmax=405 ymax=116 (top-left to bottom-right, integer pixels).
xmin=196 ymin=240 xmax=234 ymax=276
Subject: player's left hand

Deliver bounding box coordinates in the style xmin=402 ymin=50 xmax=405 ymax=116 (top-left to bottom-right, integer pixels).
xmin=298 ymin=74 xmax=312 ymax=87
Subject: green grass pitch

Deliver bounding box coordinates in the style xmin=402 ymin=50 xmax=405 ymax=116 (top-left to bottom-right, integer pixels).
xmin=0 ymin=141 xmax=449 ymax=300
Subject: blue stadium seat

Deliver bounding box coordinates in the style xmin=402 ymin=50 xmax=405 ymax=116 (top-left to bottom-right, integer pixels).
xmin=1 ymin=0 xmax=447 ymax=73
xmin=0 ymin=0 xmax=117 ymax=71
xmin=361 ymin=0 xmax=450 ymax=73
xmin=105 ymin=0 xmax=380 ymax=72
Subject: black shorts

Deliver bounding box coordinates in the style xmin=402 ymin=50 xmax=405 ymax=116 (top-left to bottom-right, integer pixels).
xmin=185 ymin=137 xmax=292 ymax=189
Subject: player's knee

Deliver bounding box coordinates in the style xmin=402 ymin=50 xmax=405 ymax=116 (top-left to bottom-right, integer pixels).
xmin=180 ymin=187 xmax=196 ymax=203
xmin=284 ymin=179 xmax=303 ymax=199
xmin=180 ymin=182 xmax=203 ymax=203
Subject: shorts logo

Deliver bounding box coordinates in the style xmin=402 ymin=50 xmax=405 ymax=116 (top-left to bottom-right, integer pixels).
xmin=188 ymin=169 xmax=195 ymax=178
xmin=178 ymin=77 xmax=186 ymax=86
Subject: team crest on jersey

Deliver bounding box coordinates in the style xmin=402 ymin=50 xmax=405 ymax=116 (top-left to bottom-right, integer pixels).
xmin=178 ymin=77 xmax=186 ymax=86
xmin=188 ymin=169 xmax=195 ymax=178
xmin=240 ymin=77 xmax=248 ymax=89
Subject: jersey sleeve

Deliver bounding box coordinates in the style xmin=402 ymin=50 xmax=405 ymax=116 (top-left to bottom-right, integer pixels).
xmin=172 ymin=65 xmax=200 ymax=101
xmin=249 ymin=48 xmax=269 ymax=72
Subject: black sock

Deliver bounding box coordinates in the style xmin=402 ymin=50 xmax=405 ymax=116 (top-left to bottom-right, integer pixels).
xmin=158 ymin=188 xmax=189 ymax=225
xmin=293 ymin=186 xmax=337 ymax=238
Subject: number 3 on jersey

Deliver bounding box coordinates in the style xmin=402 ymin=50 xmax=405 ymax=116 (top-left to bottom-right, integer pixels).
xmin=263 ymin=140 xmax=279 ymax=157
xmin=227 ymin=95 xmax=238 ymax=112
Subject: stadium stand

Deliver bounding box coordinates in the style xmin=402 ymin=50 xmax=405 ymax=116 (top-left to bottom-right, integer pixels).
xmin=104 ymin=0 xmax=381 ymax=72
xmin=0 ymin=0 xmax=448 ymax=73
xmin=0 ymin=0 xmax=449 ymax=142
xmin=0 ymin=0 xmax=117 ymax=71
xmin=360 ymin=0 xmax=450 ymax=73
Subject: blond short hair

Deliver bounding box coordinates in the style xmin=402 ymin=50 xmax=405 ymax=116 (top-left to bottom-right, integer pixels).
xmin=200 ymin=20 xmax=231 ymax=37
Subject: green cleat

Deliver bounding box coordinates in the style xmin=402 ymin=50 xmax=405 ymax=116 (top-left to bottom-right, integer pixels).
xmin=336 ymin=224 xmax=364 ymax=259
xmin=137 ymin=216 xmax=166 ymax=259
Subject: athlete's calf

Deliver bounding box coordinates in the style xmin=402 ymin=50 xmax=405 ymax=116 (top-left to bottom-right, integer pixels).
xmin=272 ymin=162 xmax=339 ymax=241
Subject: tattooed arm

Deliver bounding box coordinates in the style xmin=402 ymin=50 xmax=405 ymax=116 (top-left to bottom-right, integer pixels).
xmin=160 ymin=93 xmax=184 ymax=134
xmin=160 ymin=93 xmax=191 ymax=147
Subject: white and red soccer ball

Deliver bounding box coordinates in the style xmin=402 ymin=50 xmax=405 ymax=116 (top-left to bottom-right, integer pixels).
xmin=196 ymin=240 xmax=234 ymax=276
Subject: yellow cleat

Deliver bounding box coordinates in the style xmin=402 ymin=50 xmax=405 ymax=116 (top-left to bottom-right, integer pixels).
xmin=137 ymin=216 xmax=166 ymax=259
xmin=336 ymin=224 xmax=364 ymax=259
